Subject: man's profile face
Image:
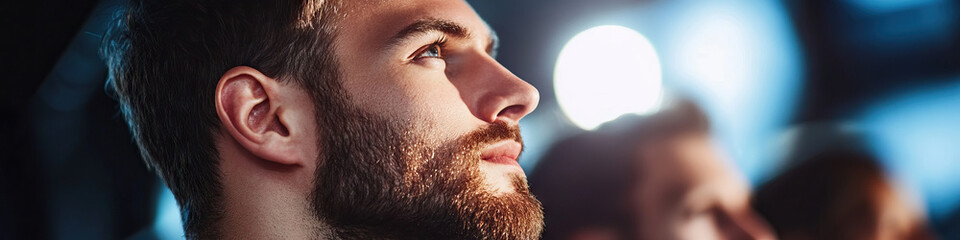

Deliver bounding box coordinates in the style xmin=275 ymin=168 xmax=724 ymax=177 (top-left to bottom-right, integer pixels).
xmin=333 ymin=0 xmax=537 ymax=194
xmin=634 ymin=134 xmax=775 ymax=240
xmin=308 ymin=0 xmax=543 ymax=239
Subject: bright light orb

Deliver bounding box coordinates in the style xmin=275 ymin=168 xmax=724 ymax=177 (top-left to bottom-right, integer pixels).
xmin=554 ymin=25 xmax=662 ymax=130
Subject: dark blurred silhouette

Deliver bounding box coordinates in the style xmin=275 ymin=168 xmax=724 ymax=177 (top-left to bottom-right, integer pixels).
xmin=530 ymin=100 xmax=775 ymax=240
xmin=753 ymin=126 xmax=937 ymax=240
xmin=940 ymin=207 xmax=960 ymax=240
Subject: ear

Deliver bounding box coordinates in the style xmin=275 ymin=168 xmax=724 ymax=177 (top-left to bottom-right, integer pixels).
xmin=216 ymin=66 xmax=301 ymax=166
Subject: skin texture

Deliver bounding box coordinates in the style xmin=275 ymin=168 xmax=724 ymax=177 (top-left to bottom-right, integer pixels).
xmin=633 ymin=134 xmax=777 ymax=240
xmin=332 ymin=0 xmax=539 ymax=193
xmin=213 ymin=0 xmax=542 ymax=239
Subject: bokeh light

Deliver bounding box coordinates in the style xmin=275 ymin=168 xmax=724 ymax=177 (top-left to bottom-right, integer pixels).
xmin=154 ymin=185 xmax=185 ymax=239
xmin=554 ymin=25 xmax=662 ymax=130
xmin=860 ymin=80 xmax=960 ymax=219
xmin=659 ymin=0 xmax=802 ymax=183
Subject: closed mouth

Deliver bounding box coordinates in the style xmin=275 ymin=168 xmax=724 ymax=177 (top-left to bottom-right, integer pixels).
xmin=480 ymin=140 xmax=522 ymax=167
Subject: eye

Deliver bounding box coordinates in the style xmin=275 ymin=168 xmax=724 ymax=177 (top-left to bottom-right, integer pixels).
xmin=414 ymin=43 xmax=443 ymax=59
xmin=410 ymin=36 xmax=448 ymax=61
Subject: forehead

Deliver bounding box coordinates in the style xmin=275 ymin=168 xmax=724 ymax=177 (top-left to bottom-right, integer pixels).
xmin=637 ymin=135 xmax=745 ymax=193
xmin=640 ymin=135 xmax=722 ymax=178
xmin=337 ymin=0 xmax=491 ymax=47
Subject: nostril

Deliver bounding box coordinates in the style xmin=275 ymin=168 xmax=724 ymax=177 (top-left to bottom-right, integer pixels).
xmin=496 ymin=104 xmax=528 ymax=122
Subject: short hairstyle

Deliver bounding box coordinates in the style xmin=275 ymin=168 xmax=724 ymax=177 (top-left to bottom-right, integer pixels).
xmin=529 ymin=100 xmax=710 ymax=239
xmin=752 ymin=148 xmax=891 ymax=239
xmin=101 ymin=0 xmax=342 ymax=238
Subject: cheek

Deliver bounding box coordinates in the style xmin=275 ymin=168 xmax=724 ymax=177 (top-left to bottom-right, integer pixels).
xmin=676 ymin=217 xmax=723 ymax=240
xmin=351 ymin=68 xmax=479 ymax=140
xmin=635 ymin=184 xmax=676 ymax=239
xmin=408 ymin=86 xmax=479 ymax=140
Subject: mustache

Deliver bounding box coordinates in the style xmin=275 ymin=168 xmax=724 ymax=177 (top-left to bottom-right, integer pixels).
xmin=459 ymin=121 xmax=524 ymax=155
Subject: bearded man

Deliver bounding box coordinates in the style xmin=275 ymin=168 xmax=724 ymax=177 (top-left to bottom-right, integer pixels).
xmin=102 ymin=0 xmax=543 ymax=239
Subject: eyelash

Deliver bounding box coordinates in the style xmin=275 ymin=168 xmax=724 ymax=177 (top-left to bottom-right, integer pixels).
xmin=411 ymin=36 xmax=448 ymax=60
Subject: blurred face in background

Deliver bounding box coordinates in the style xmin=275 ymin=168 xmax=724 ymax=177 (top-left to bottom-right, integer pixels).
xmin=752 ymin=148 xmax=937 ymax=240
xmin=633 ymin=133 xmax=776 ymax=240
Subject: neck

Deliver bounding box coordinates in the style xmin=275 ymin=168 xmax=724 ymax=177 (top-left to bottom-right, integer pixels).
xmin=217 ymin=135 xmax=334 ymax=239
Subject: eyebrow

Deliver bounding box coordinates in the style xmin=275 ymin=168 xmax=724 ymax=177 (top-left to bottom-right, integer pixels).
xmin=383 ymin=18 xmax=500 ymax=57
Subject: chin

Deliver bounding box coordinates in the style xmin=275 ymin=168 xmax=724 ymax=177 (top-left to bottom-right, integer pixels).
xmin=478 ymin=161 xmax=528 ymax=194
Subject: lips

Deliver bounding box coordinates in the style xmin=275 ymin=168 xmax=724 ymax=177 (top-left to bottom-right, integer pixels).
xmin=480 ymin=140 xmax=522 ymax=166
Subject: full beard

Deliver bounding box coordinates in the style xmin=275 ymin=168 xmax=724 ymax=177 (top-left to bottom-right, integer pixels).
xmin=310 ymin=100 xmax=544 ymax=240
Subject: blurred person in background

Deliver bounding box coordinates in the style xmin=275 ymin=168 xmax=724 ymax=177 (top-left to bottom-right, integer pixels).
xmin=530 ymin=100 xmax=776 ymax=240
xmin=753 ymin=125 xmax=936 ymax=240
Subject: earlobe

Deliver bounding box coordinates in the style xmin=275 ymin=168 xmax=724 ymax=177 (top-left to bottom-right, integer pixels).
xmin=215 ymin=66 xmax=300 ymax=166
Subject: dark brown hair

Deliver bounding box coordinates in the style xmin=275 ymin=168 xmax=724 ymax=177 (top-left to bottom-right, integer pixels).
xmin=101 ymin=0 xmax=342 ymax=238
xmin=752 ymin=149 xmax=891 ymax=239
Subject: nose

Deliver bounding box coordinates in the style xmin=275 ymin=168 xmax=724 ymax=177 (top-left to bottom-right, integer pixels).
xmin=453 ymin=54 xmax=539 ymax=125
